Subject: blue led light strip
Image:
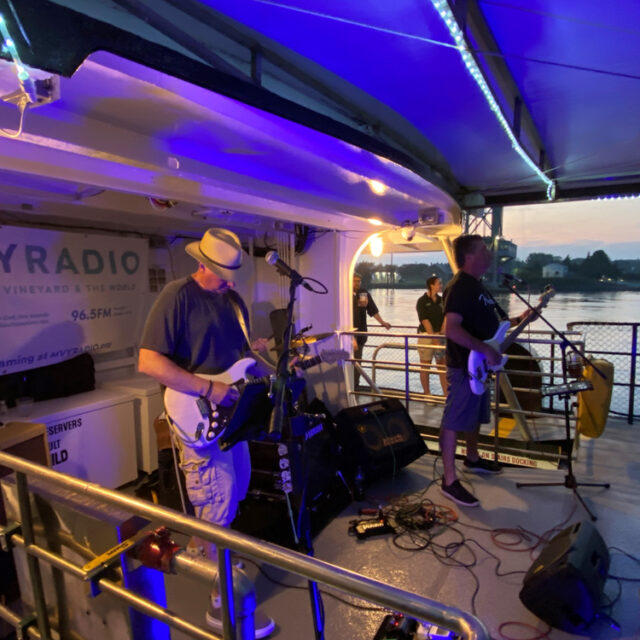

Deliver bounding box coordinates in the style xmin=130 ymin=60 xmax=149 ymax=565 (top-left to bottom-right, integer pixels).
xmin=430 ymin=0 xmax=555 ymax=200
xmin=594 ymin=194 xmax=640 ymax=201
xmin=0 ymin=13 xmax=29 ymax=82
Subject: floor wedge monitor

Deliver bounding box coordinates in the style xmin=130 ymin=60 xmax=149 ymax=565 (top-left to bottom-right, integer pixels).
xmin=519 ymin=520 xmax=609 ymax=633
xmin=335 ymin=398 xmax=428 ymax=485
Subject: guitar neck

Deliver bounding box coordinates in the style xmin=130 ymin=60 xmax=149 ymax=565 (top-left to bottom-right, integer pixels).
xmin=298 ymin=354 xmax=321 ymax=370
xmin=500 ymin=300 xmax=547 ymax=352
xmin=247 ymin=354 xmax=321 ymax=386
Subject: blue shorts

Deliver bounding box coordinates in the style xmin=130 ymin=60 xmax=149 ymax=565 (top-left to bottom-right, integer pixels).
xmin=441 ymin=368 xmax=490 ymax=432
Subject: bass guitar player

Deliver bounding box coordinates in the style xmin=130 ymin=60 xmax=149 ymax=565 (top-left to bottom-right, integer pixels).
xmin=438 ymin=234 xmax=538 ymax=509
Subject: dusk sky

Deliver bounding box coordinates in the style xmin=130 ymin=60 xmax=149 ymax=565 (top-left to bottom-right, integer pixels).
xmin=370 ymin=198 xmax=639 ymax=265
xmin=504 ymin=198 xmax=640 ymax=261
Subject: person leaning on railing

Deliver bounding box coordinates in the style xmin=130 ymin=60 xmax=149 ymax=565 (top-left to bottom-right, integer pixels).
xmin=352 ymin=272 xmax=391 ymax=388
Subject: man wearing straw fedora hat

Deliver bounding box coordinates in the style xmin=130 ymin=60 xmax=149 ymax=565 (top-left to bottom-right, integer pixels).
xmin=139 ymin=227 xmax=275 ymax=637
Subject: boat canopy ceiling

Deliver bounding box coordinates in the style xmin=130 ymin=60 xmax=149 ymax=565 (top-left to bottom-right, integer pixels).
xmin=0 ymin=0 xmax=639 ymax=229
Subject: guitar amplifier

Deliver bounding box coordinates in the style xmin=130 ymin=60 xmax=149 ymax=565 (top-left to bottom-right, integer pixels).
xmin=233 ymin=412 xmax=351 ymax=547
xmin=248 ymin=414 xmax=338 ymax=500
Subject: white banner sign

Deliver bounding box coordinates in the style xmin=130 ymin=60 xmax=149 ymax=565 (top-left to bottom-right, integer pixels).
xmin=0 ymin=226 xmax=148 ymax=374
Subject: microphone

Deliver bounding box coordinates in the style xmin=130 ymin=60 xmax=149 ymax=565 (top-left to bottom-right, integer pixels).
xmin=499 ymin=271 xmax=528 ymax=286
xmin=265 ymin=251 xmax=313 ymax=291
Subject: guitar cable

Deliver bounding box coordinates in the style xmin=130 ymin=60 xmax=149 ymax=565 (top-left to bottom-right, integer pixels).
xmin=168 ymin=419 xmax=192 ymax=516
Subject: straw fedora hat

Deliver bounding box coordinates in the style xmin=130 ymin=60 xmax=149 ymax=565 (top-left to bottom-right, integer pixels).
xmin=185 ymin=228 xmax=244 ymax=281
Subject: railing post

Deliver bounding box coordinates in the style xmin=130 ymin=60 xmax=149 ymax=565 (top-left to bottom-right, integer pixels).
xmin=629 ymin=323 xmax=638 ymax=425
xmin=549 ymin=333 xmax=556 ymax=413
xmin=404 ymin=335 xmax=410 ymax=408
xmin=218 ymin=547 xmax=236 ymax=639
xmin=16 ymin=471 xmax=51 ymax=640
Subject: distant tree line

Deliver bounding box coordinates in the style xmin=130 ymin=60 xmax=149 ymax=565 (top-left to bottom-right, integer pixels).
xmin=512 ymin=250 xmax=638 ymax=281
xmin=357 ymin=252 xmax=640 ymax=289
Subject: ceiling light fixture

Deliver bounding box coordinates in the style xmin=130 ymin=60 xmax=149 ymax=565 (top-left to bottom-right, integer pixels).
xmin=400 ymin=221 xmax=416 ymax=241
xmin=370 ymin=235 xmax=384 ymax=257
xmin=429 ymin=0 xmax=555 ymax=201
xmin=367 ymin=179 xmax=388 ymax=196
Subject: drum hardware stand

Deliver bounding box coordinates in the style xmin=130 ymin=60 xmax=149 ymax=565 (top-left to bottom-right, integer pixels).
xmin=504 ymin=281 xmax=610 ymax=521
xmin=492 ymin=371 xmax=501 ymax=464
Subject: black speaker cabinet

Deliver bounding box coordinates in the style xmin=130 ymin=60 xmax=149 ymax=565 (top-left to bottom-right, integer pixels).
xmin=334 ymin=398 xmax=428 ymax=483
xmin=519 ymin=520 xmax=609 ymax=633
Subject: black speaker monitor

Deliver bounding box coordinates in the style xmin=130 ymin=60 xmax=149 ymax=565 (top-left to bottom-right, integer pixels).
xmin=335 ymin=398 xmax=428 ymax=481
xmin=519 ymin=520 xmax=609 ymax=633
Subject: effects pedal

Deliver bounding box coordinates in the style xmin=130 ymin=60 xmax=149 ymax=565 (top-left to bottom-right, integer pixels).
xmin=373 ymin=614 xmax=460 ymax=640
xmin=373 ymin=613 xmax=417 ymax=639
xmin=349 ymin=516 xmax=395 ymax=539
xmin=415 ymin=623 xmax=459 ymax=640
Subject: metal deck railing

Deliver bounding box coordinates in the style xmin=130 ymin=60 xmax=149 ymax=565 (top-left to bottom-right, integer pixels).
xmin=0 ymin=451 xmax=489 ymax=640
xmin=568 ymin=321 xmax=639 ymax=424
xmin=341 ymin=323 xmax=638 ymax=423
xmin=339 ymin=327 xmax=597 ymax=433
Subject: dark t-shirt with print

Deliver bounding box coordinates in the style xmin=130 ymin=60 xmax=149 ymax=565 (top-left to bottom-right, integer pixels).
xmin=443 ymin=271 xmax=500 ymax=369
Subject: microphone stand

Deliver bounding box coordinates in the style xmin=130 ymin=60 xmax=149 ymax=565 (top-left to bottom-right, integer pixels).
xmin=505 ymin=281 xmax=610 ymax=521
xmin=267 ymin=274 xmax=326 ymax=640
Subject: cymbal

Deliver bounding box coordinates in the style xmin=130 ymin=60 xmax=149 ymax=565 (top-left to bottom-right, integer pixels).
xmin=270 ymin=332 xmax=335 ymax=350
xmin=291 ymin=332 xmax=334 ymax=347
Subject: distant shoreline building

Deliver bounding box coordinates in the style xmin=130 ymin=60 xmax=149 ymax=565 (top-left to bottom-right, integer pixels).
xmin=542 ymin=262 xmax=568 ymax=278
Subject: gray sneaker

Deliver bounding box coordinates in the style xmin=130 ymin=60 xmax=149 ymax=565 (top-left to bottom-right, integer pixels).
xmin=440 ymin=480 xmax=479 ymax=507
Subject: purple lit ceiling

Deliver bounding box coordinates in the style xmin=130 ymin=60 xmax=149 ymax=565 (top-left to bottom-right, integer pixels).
xmin=1 ymin=0 xmax=639 ymax=213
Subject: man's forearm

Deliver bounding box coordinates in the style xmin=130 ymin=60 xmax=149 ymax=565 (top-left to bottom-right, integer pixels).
xmin=373 ymin=313 xmax=390 ymax=327
xmin=138 ymin=348 xmax=208 ymax=396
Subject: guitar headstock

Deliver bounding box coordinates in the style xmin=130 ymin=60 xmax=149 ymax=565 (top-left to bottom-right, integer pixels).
xmin=538 ymin=285 xmax=556 ymax=308
xmin=318 ymin=348 xmax=349 ymax=364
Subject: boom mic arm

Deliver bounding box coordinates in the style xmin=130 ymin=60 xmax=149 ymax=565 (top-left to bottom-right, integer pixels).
xmin=265 ymin=251 xmax=313 ymax=291
xmin=499 ymin=270 xmax=528 ymax=286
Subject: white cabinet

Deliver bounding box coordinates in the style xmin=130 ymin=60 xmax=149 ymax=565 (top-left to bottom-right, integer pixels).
xmin=1 ymin=389 xmax=137 ymax=489
xmin=102 ymin=375 xmax=163 ymax=473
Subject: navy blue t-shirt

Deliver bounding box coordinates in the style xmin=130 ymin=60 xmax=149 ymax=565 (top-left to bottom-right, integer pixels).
xmin=443 ymin=272 xmax=500 ymax=369
xmin=139 ymin=277 xmax=249 ymax=374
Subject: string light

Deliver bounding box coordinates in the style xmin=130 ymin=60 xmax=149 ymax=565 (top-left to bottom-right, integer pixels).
xmin=429 ymin=0 xmax=555 ymax=200
xmin=593 ymin=193 xmax=640 ymax=201
xmin=0 ymin=14 xmax=29 ymax=82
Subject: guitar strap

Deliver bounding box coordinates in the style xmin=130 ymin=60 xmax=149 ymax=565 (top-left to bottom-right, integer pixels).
xmin=229 ymin=297 xmax=275 ymax=372
xmin=482 ymin=285 xmax=509 ymax=321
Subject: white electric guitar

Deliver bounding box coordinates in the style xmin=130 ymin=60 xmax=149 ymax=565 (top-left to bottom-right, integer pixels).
xmin=164 ymin=349 xmax=348 ymax=449
xmin=467 ymin=286 xmax=555 ymax=395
